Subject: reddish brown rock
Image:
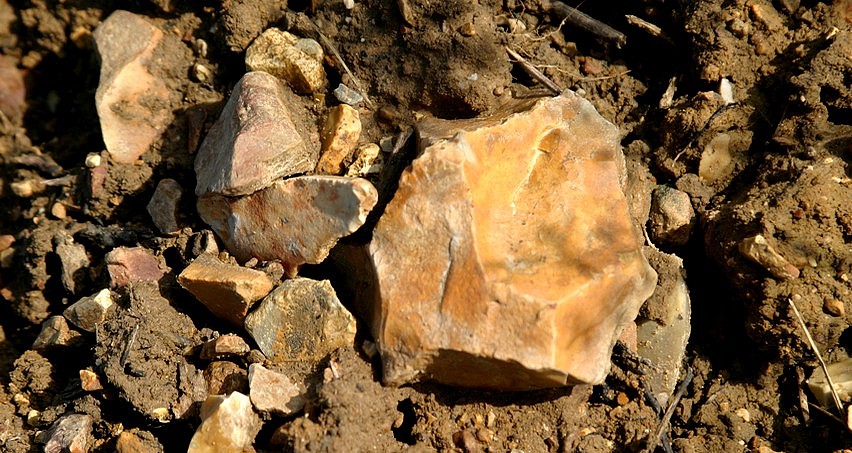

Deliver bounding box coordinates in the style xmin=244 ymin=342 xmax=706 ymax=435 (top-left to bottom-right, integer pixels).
xmin=362 ymin=93 xmax=657 ymax=389
xmin=93 ymin=11 xmax=181 ymax=163
xmin=194 ymin=71 xmax=317 ymax=197
xmin=204 ymin=361 xmax=248 ymax=395
xmin=178 ymin=254 xmax=274 ymax=326
xmin=244 ymin=278 xmax=356 ymax=362
xmin=198 ymin=176 xmax=377 ymax=276
xmin=105 ymin=247 xmax=164 ymax=288
xmin=200 ymin=334 xmax=251 ymax=360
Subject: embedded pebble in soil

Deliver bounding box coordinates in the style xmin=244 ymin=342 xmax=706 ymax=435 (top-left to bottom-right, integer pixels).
xmin=31 ymin=316 xmax=83 ymax=351
xmin=104 ymin=246 xmax=164 ymax=288
xmin=197 ymin=176 xmax=377 ymax=276
xmin=146 ymin=178 xmax=182 ymax=235
xmin=648 ymin=185 xmax=696 ymax=247
xmin=55 ymin=236 xmax=89 ymax=295
xmin=187 ymin=392 xmax=260 ymax=453
xmin=358 ymin=93 xmax=657 ymax=389
xmin=194 ymin=71 xmax=318 ymax=197
xmin=245 ymin=28 xmax=327 ymax=94
xmin=43 ymin=413 xmax=91 ymax=453
xmin=247 ymin=363 xmax=306 ymax=415
xmin=178 ymin=253 xmax=274 ymax=326
xmin=62 ymin=288 xmax=114 ymax=333
xmin=92 ymin=11 xmax=183 ymax=163
xmin=200 ymin=334 xmax=251 ymax=360
xmin=244 ymin=277 xmax=356 ymax=363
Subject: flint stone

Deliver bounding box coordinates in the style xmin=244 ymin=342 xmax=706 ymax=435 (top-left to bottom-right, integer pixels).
xmin=32 ymin=316 xmax=83 ymax=350
xmin=316 ymin=104 xmax=362 ymax=175
xmin=44 ymin=413 xmax=91 ymax=453
xmin=363 ymin=92 xmax=658 ymax=389
xmin=178 ymin=254 xmax=274 ymax=326
xmin=245 ymin=29 xmax=327 ymax=94
xmin=55 ymin=238 xmax=90 ymax=294
xmin=738 ymin=234 xmax=800 ymax=279
xmin=247 ymin=363 xmax=306 ymax=415
xmin=200 ymin=334 xmax=251 ymax=360
xmin=197 ymin=176 xmax=377 ymax=276
xmin=93 ymin=11 xmax=176 ymax=163
xmin=194 ymin=71 xmax=317 ymax=197
xmin=105 ymin=246 xmax=164 ymax=287
xmin=147 ymin=178 xmax=182 ymax=235
xmin=188 ymin=392 xmax=260 ymax=453
xmin=244 ymin=278 xmax=356 ymax=362
xmin=63 ymin=289 xmax=114 ymax=332
xmin=648 ymin=186 xmax=696 ymax=247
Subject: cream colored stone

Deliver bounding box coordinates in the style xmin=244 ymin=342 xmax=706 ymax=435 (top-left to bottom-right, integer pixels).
xmin=178 ymin=254 xmax=274 ymax=326
xmin=698 ymin=133 xmax=733 ymax=182
xmin=738 ymin=234 xmax=799 ymax=279
xmin=346 ymin=143 xmax=383 ymax=177
xmin=197 ymin=176 xmax=377 ymax=276
xmin=248 ymin=364 xmax=305 ymax=415
xmin=361 ymin=92 xmax=657 ymax=389
xmin=93 ymin=11 xmax=174 ymax=163
xmin=187 ymin=392 xmax=259 ymax=453
xmin=245 ymin=29 xmax=326 ymax=94
xmin=316 ymin=104 xmax=362 ymax=175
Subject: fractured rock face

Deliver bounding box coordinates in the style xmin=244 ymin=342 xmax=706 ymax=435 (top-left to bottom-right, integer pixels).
xmin=197 ymin=176 xmax=377 ymax=275
xmin=194 ymin=71 xmax=317 ymax=197
xmin=93 ymin=11 xmax=182 ymax=163
xmin=363 ymin=92 xmax=657 ymax=389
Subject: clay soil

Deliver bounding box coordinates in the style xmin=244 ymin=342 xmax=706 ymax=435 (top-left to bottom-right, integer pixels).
xmin=1 ymin=0 xmax=851 ymax=452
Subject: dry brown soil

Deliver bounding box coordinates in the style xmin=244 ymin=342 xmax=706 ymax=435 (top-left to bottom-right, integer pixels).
xmin=1 ymin=0 xmax=851 ymax=452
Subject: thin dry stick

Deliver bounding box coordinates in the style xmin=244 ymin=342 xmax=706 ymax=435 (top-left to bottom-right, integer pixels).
xmin=807 ymin=402 xmax=848 ymax=428
xmin=312 ymin=22 xmax=373 ymax=107
xmin=625 ymin=14 xmax=676 ymax=46
xmin=645 ymin=366 xmax=693 ymax=453
xmin=506 ymin=47 xmax=562 ymax=95
xmin=788 ymin=298 xmax=845 ymax=417
xmin=541 ymin=0 xmax=626 ymax=47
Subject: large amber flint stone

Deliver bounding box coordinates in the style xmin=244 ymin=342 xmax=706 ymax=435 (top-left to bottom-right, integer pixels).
xmin=366 ymin=92 xmax=658 ymax=390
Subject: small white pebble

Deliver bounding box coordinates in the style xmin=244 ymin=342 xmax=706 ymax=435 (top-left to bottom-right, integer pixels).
xmin=343 ymin=0 xmax=355 ymax=9
xmin=719 ymin=78 xmax=734 ymax=104
xmin=85 ymin=153 xmax=101 ymax=168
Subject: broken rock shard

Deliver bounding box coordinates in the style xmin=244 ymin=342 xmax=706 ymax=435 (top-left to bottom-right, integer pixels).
xmin=197 ymin=176 xmax=377 ymax=275
xmin=364 ymin=92 xmax=657 ymax=390
xmin=194 ymin=71 xmax=318 ymax=197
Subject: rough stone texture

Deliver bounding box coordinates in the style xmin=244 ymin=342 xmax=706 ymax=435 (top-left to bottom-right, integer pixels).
xmin=55 ymin=237 xmax=89 ymax=295
xmin=32 ymin=316 xmax=83 ymax=350
xmin=178 ymin=254 xmax=274 ymax=326
xmin=245 ymin=29 xmax=326 ymax=94
xmin=807 ymin=357 xmax=852 ymax=408
xmin=187 ymin=392 xmax=260 ymax=453
xmin=63 ymin=289 xmax=114 ymax=332
xmin=79 ymin=369 xmax=103 ymax=392
xmin=648 ymin=185 xmax=696 ymax=247
xmin=637 ymin=248 xmax=691 ymax=405
xmin=361 ymin=93 xmax=657 ymax=389
xmin=316 ymin=104 xmax=362 ymax=175
xmin=244 ymin=278 xmax=357 ymax=362
xmin=198 ymin=176 xmax=377 ymax=276
xmin=738 ymin=234 xmax=800 ymax=279
xmin=0 ymin=54 xmax=24 ymax=123
xmin=204 ymin=361 xmax=248 ymax=396
xmin=147 ymin=178 xmax=182 ymax=235
xmin=105 ymin=246 xmax=164 ymax=288
xmin=194 ymin=71 xmax=317 ymax=197
xmin=247 ymin=363 xmax=305 ymax=415
xmin=346 ymin=143 xmax=383 ymax=177
xmin=115 ymin=429 xmax=164 ymax=453
xmin=43 ymin=413 xmax=91 ymax=453
xmin=200 ymin=334 xmax=251 ymax=360
xmin=93 ymin=11 xmax=173 ymax=163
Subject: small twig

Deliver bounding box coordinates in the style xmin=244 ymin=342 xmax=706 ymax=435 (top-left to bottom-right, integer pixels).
xmin=311 ymin=22 xmax=373 ymax=107
xmin=506 ymin=47 xmax=562 ymax=96
xmin=541 ymin=0 xmax=626 ymax=48
xmin=788 ymin=298 xmax=845 ymax=417
xmin=120 ymin=323 xmax=140 ymax=367
xmin=646 ymin=366 xmax=693 ymax=453
xmin=807 ymin=402 xmax=848 ymax=428
xmin=625 ymin=15 xmax=676 ymax=46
